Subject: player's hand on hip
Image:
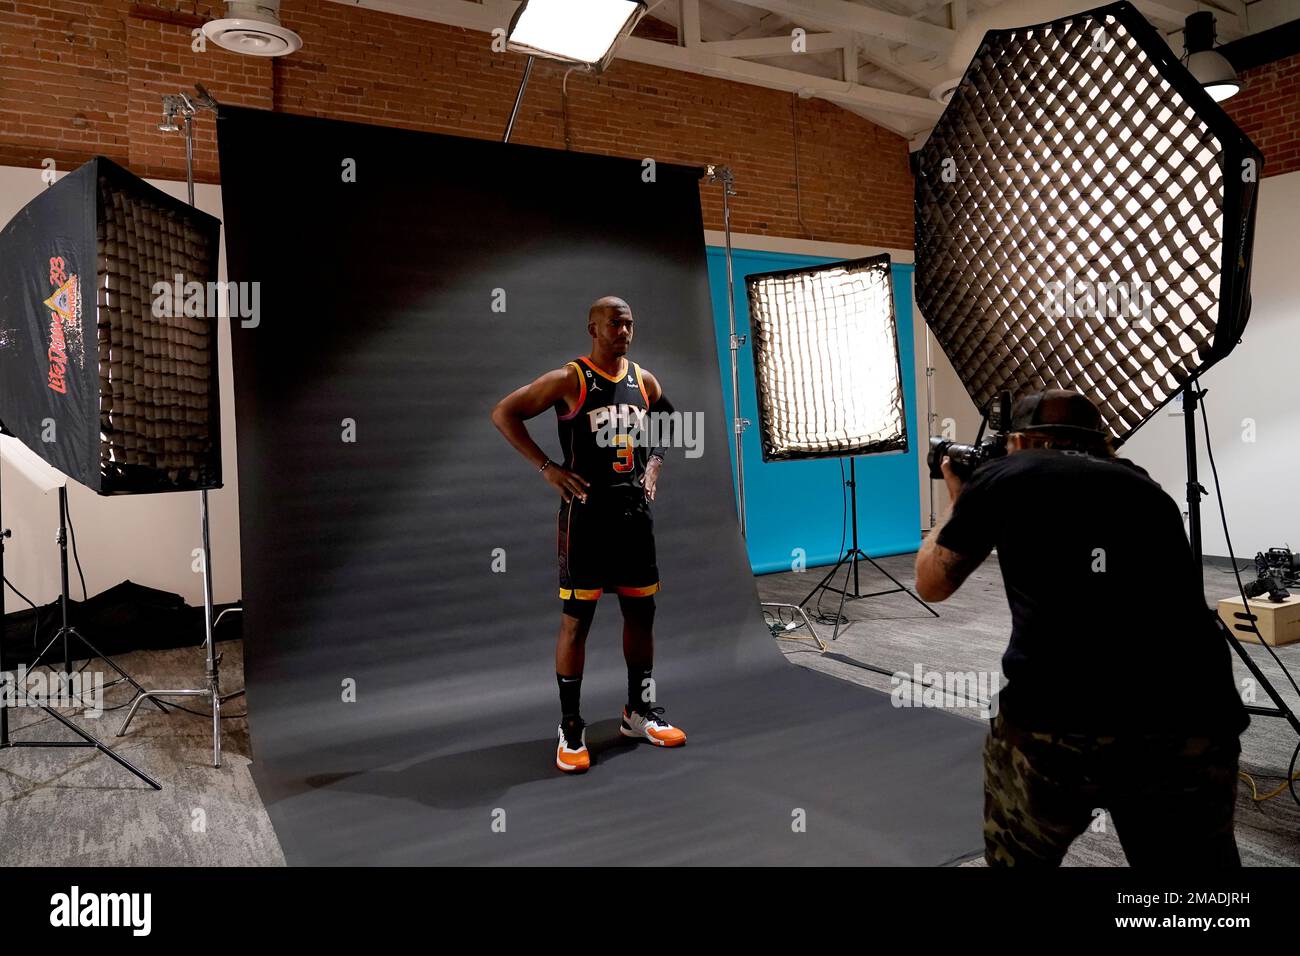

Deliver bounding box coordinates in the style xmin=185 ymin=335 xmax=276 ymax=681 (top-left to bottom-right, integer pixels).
xmin=544 ymin=464 xmax=589 ymax=504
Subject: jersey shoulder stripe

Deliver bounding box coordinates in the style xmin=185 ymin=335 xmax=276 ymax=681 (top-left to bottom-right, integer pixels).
xmin=632 ymin=362 xmax=650 ymax=406
xmin=558 ymin=360 xmax=585 ymax=421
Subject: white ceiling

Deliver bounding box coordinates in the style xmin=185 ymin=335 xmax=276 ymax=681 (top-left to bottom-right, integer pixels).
xmin=326 ymin=0 xmax=1299 ymax=148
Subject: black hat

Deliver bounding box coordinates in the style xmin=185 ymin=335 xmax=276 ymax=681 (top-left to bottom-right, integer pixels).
xmin=1011 ymin=389 xmax=1106 ymax=438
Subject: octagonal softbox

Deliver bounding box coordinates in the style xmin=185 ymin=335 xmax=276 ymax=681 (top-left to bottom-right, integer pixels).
xmin=0 ymin=156 xmax=222 ymax=493
xmin=915 ymin=1 xmax=1261 ymax=444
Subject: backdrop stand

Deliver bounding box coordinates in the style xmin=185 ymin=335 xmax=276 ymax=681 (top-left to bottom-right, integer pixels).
xmin=0 ymin=430 xmax=160 ymax=789
xmin=800 ymin=457 xmax=938 ymax=641
xmin=704 ymin=164 xmax=749 ymax=539
xmin=701 ymin=163 xmax=812 ymax=653
xmin=503 ymin=55 xmax=535 ymax=143
xmin=117 ymin=86 xmax=237 ymax=769
xmin=1185 ymin=383 xmax=1300 ymax=735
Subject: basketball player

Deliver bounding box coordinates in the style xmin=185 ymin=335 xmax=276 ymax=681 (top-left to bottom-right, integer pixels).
xmin=491 ymin=296 xmax=687 ymax=773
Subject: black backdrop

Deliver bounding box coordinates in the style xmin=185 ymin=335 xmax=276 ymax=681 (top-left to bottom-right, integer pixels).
xmin=219 ymin=105 xmax=983 ymax=865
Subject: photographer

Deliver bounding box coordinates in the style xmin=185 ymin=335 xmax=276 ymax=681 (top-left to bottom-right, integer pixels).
xmin=915 ymin=388 xmax=1249 ymax=867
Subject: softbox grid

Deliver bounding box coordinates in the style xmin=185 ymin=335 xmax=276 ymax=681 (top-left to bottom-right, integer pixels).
xmin=97 ymin=171 xmax=219 ymax=489
xmin=745 ymin=254 xmax=908 ymax=462
xmin=915 ymin=1 xmax=1260 ymax=444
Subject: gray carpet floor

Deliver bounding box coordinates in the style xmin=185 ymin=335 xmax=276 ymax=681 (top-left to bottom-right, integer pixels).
xmin=3 ymin=553 xmax=1296 ymax=866
xmin=756 ymin=552 xmax=1300 ymax=867
xmin=0 ymin=640 xmax=284 ymax=866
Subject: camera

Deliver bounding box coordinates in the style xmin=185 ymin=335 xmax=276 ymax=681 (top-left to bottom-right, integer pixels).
xmin=1261 ymin=547 xmax=1300 ymax=574
xmin=1244 ymin=547 xmax=1299 ymax=602
xmin=927 ymin=391 xmax=1012 ymax=481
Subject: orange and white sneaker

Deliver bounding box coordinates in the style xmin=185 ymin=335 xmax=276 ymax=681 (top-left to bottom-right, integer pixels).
xmin=619 ymin=706 xmax=686 ymax=747
xmin=556 ymin=717 xmax=590 ymax=773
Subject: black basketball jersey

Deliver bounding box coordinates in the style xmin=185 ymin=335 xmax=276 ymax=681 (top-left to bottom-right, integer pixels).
xmin=556 ymin=356 xmax=651 ymax=494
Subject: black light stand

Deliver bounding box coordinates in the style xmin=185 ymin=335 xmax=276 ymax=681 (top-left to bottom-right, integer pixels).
xmin=1184 ymin=383 xmax=1300 ymax=734
xmin=117 ymin=85 xmax=240 ymax=769
xmin=800 ymin=457 xmax=938 ymax=641
xmin=25 ymin=486 xmax=168 ymax=715
xmin=0 ymin=433 xmax=160 ymax=789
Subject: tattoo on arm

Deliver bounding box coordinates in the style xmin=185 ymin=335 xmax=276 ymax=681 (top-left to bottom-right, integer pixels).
xmin=934 ymin=545 xmax=982 ymax=588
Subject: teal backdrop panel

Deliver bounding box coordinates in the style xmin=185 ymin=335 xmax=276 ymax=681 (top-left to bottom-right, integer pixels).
xmin=705 ymin=247 xmax=922 ymax=575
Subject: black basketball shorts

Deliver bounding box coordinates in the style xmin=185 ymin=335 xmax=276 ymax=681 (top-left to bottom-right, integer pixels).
xmin=557 ymin=492 xmax=660 ymax=601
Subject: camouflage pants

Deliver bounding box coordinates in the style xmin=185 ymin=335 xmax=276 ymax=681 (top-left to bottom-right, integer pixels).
xmin=983 ymin=712 xmax=1242 ymax=867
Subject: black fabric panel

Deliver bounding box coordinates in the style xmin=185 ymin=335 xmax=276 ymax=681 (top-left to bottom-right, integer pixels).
xmin=0 ymin=161 xmax=100 ymax=490
xmin=219 ymin=105 xmax=984 ymax=865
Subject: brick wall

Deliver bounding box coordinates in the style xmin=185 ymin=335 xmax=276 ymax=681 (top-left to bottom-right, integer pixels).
xmin=0 ymin=0 xmax=913 ymax=248
xmin=1225 ymin=51 xmax=1300 ymax=178
xmin=2 ymin=2 xmax=1296 ymax=245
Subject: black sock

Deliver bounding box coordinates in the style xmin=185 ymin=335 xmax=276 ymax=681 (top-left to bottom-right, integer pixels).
xmin=627 ymin=665 xmax=653 ymax=715
xmin=557 ymin=673 xmax=582 ymax=721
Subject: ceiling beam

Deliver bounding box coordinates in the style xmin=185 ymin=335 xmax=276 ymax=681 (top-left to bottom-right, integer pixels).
xmin=948 ymin=0 xmax=967 ymax=31
xmin=857 ymin=35 xmax=947 ymax=91
xmin=730 ymin=11 xmax=792 ymax=40
xmin=722 ymin=0 xmax=956 ymax=52
xmin=324 ymin=0 xmax=944 ymax=119
xmin=680 ymin=0 xmax=701 ymax=45
xmin=634 ymin=34 xmax=944 ymax=116
xmin=700 ymin=29 xmax=852 ymax=56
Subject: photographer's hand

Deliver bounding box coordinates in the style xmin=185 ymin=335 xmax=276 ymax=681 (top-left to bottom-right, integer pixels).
xmin=940 ymin=456 xmax=965 ymax=504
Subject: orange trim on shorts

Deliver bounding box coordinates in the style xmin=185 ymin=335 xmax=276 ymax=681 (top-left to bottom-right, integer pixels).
xmin=558 ymin=361 xmax=585 ymax=421
xmin=560 ymin=587 xmax=603 ymax=600
xmin=616 ymin=583 xmax=660 ymax=597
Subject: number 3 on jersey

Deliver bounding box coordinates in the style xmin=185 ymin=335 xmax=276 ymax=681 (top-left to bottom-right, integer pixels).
xmin=613 ymin=433 xmax=634 ymax=473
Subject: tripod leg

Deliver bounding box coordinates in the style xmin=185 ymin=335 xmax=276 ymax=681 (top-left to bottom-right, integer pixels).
xmin=831 ymin=553 xmax=856 ymax=641
xmin=1220 ymin=618 xmax=1300 ymax=735
xmin=862 ymin=553 xmax=940 ymax=618
xmin=68 ymin=629 xmax=170 ymax=714
xmin=212 ymin=677 xmax=221 ymax=769
xmin=10 ymin=688 xmax=161 ymax=790
xmin=799 ymin=551 xmax=852 ymax=608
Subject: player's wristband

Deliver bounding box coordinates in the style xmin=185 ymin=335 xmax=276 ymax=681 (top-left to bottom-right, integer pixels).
xmin=539 ymin=458 xmax=555 ymax=472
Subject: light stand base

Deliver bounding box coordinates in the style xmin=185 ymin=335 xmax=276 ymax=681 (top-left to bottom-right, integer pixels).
xmin=32 ymin=625 xmax=168 ymax=715
xmin=762 ymin=602 xmax=827 ymax=651
xmin=798 ymin=458 xmax=938 ymax=642
xmin=1185 ymin=381 xmax=1300 ymax=737
xmin=117 ymin=679 xmax=225 ymax=769
xmin=801 ymin=547 xmax=939 ymax=641
xmin=2 ymin=689 xmax=161 ymax=789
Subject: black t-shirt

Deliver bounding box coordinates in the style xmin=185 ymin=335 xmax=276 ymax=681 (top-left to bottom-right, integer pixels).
xmin=936 ymin=448 xmax=1248 ymax=736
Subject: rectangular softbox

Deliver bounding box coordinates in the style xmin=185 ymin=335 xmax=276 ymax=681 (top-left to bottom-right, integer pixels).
xmin=0 ymin=156 xmax=222 ymax=493
xmin=745 ymin=254 xmax=908 ymax=462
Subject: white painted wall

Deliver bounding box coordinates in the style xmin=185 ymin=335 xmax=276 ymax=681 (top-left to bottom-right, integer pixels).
xmin=0 ymin=164 xmax=241 ymax=609
xmin=1123 ymin=169 xmax=1300 ymax=559
xmin=928 ymin=169 xmax=1300 ymax=559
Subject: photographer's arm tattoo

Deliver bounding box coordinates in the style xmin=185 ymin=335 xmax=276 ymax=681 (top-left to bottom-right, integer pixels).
xmin=914 ymin=511 xmax=989 ymax=602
